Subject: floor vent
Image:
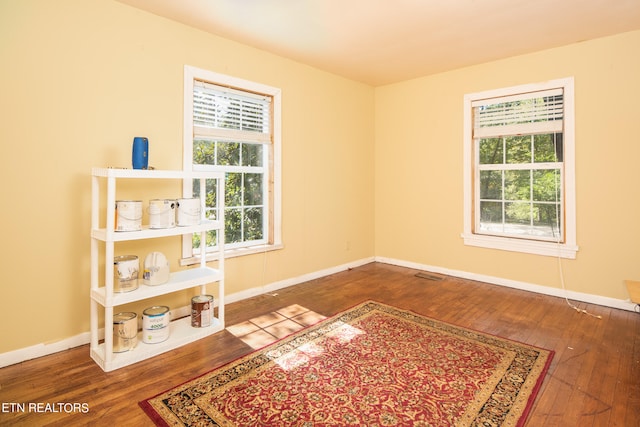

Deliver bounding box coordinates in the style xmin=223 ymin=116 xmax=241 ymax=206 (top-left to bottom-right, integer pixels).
xmin=415 ymin=272 xmax=444 ymax=281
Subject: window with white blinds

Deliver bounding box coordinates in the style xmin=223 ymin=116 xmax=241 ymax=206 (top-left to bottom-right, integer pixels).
xmin=462 ymin=78 xmax=578 ymax=259
xmin=193 ymin=81 xmax=271 ymax=143
xmin=472 ymin=89 xmax=564 ymax=138
xmin=183 ymin=66 xmax=282 ymax=262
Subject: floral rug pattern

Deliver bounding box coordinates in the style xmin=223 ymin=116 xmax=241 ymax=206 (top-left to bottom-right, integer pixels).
xmin=140 ymin=301 xmax=553 ymax=426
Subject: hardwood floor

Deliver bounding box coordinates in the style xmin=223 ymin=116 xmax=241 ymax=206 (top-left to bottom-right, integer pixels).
xmin=1 ymin=262 xmax=639 ymax=426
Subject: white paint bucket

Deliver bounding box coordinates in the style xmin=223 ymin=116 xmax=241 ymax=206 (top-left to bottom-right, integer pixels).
xmin=115 ymin=200 xmax=142 ymax=231
xmin=176 ymin=198 xmax=201 ymax=226
xmin=142 ymin=306 xmax=170 ymax=343
xmin=113 ymin=312 xmax=137 ymax=352
xmin=191 ymin=295 xmax=214 ymax=327
xmin=113 ymin=255 xmax=139 ymax=292
xmin=149 ymin=199 xmax=176 ymax=229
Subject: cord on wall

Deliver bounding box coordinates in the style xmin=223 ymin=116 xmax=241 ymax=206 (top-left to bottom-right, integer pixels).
xmin=557 ymin=256 xmax=602 ymax=319
xmin=552 ymin=135 xmax=601 ymax=320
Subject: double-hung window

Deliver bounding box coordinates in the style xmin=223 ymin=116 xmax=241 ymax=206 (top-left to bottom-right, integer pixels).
xmin=182 ymin=65 xmax=282 ymax=262
xmin=463 ymin=78 xmax=577 ymax=258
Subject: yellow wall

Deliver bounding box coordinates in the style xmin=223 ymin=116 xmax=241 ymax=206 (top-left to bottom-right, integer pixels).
xmin=1 ymin=0 xmax=638 ymax=358
xmin=375 ymin=30 xmax=640 ymax=300
xmin=0 ymin=0 xmax=374 ymax=354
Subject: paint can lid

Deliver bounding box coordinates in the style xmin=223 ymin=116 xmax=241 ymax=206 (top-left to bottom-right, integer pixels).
xmin=191 ymin=295 xmax=213 ymax=303
xmin=114 ymin=255 xmax=138 ymax=264
xmin=143 ymin=306 xmax=170 ymax=317
xmin=113 ymin=312 xmax=137 ymax=323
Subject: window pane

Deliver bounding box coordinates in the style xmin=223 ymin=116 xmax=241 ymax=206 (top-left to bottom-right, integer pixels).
xmin=474 ymin=93 xmax=564 ymax=130
xmin=225 ymin=173 xmax=242 ymax=207
xmin=192 ymin=178 xmax=218 ymax=218
xmin=243 ymin=173 xmax=263 ymax=206
xmin=221 ymin=101 xmax=241 ymax=130
xmin=193 ymin=229 xmax=218 ymax=250
xmin=242 ymin=143 xmax=263 ymax=167
xmin=479 ymin=138 xmax=503 ymax=164
xmin=533 ymin=202 xmax=561 ymax=232
xmin=479 ymin=170 xmax=502 ymax=199
xmin=240 ymin=101 xmax=268 ymax=132
xmin=205 ymin=229 xmax=218 ymax=247
xmin=193 ymin=139 xmax=215 ymax=165
xmin=505 ymin=201 xmax=531 ymax=226
xmin=505 ymin=135 xmax=531 ymax=164
xmin=480 ymin=201 xmax=502 ymax=225
xmin=225 ymin=208 xmax=242 ymax=243
xmin=534 ymin=133 xmax=563 ymax=162
xmin=244 ymin=207 xmax=264 ymax=240
xmin=504 ymin=170 xmax=530 ymax=201
xmin=217 ymin=141 xmax=240 ymax=166
xmin=190 ymin=178 xmax=219 ymax=255
xmin=532 ymin=170 xmax=560 ymax=202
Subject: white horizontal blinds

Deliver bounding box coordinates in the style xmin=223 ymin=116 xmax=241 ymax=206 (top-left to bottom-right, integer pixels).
xmin=473 ymin=88 xmax=563 ymax=138
xmin=194 ymin=80 xmax=271 ymax=143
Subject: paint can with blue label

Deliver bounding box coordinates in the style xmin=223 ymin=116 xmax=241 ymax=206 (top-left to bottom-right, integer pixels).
xmin=142 ymin=306 xmax=170 ymax=344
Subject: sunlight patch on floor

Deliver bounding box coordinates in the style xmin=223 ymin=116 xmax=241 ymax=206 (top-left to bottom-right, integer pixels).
xmin=226 ymin=304 xmax=327 ymax=349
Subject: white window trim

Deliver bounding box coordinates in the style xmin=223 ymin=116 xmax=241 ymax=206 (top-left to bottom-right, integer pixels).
xmin=462 ymin=77 xmax=578 ymax=259
xmin=181 ymin=65 xmax=283 ymax=264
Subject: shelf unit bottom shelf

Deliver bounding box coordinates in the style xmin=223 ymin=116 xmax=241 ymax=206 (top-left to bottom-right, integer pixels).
xmin=91 ymin=316 xmax=223 ymax=372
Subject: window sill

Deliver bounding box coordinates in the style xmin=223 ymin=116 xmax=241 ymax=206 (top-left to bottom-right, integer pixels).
xmin=180 ymin=243 xmax=284 ymax=266
xmin=461 ymin=233 xmax=578 ymax=259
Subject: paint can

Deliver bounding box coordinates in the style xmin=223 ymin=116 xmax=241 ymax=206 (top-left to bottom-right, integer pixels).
xmin=113 ymin=255 xmax=139 ymax=292
xmin=149 ymin=199 xmax=176 ymax=229
xmin=142 ymin=306 xmax=170 ymax=344
xmin=191 ymin=295 xmax=214 ymax=327
xmin=113 ymin=312 xmax=137 ymax=352
xmin=115 ymin=200 xmax=142 ymax=231
xmin=176 ymin=198 xmax=201 ymax=226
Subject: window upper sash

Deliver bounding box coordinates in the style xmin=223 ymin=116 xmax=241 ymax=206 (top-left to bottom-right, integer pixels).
xmin=472 ymin=88 xmax=563 ymax=138
xmin=193 ymin=80 xmax=272 ymax=144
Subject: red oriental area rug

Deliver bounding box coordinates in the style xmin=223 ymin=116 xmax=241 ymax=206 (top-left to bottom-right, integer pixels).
xmin=140 ymin=301 xmax=553 ymax=426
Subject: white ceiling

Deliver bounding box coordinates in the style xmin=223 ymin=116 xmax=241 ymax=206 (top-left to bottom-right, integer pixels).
xmin=116 ymin=0 xmax=640 ymax=86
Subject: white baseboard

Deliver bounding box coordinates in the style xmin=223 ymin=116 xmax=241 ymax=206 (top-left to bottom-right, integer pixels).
xmin=2 ymin=255 xmax=633 ymax=368
xmin=375 ymin=256 xmax=638 ymax=312
xmin=0 ymin=257 xmax=375 ymax=369
xmin=0 ymin=333 xmax=91 ymax=370
xmin=224 ymin=257 xmax=376 ymax=305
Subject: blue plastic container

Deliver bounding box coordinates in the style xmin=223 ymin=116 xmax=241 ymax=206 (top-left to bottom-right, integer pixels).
xmin=132 ymin=137 xmax=149 ymax=169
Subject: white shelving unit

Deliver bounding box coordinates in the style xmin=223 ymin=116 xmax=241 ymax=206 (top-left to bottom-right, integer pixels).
xmin=90 ymin=167 xmax=225 ymax=372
